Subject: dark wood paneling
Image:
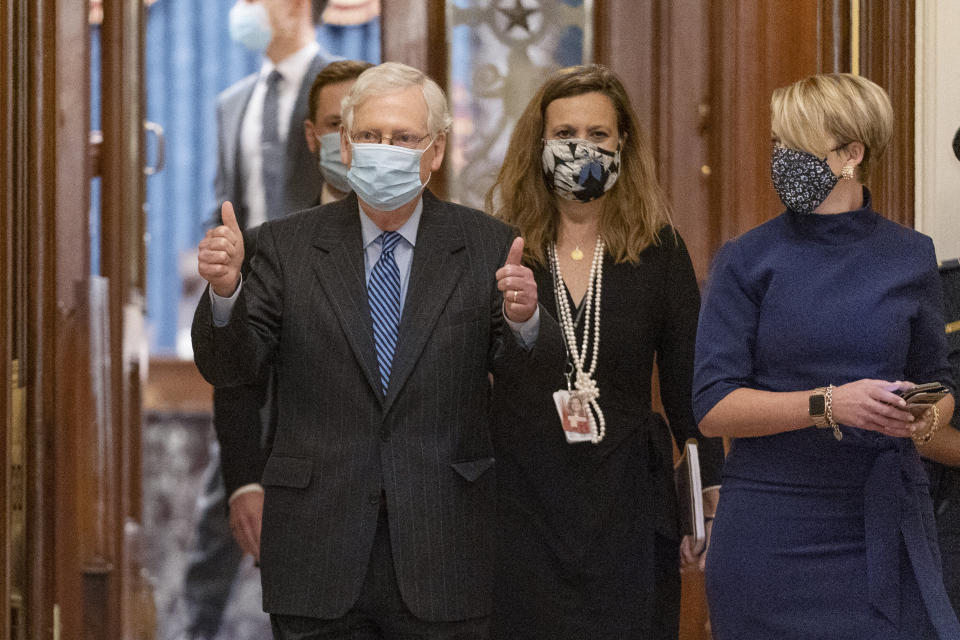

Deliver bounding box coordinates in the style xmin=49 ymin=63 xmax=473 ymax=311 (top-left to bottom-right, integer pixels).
xmin=657 ymin=0 xmax=712 ymax=281
xmin=27 ymin=0 xmax=70 ymax=636
xmin=595 ymin=2 xmax=716 ymax=281
xmin=859 ymin=0 xmax=914 ymax=227
xmin=709 ymin=1 xmax=822 ymax=253
xmin=9 ymin=0 xmax=101 ymax=635
xmin=100 ymin=0 xmax=148 ymax=635
xmin=594 ymin=0 xmax=658 ymax=142
xmin=50 ymin=0 xmax=95 ymax=637
xmin=1 ymin=0 xmax=15 ymax=630
xmin=820 ymin=0 xmax=852 ymax=73
xmin=8 ymin=0 xmax=152 ymax=635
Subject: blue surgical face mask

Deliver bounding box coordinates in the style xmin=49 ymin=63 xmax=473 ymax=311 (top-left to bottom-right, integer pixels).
xmin=229 ymin=1 xmax=272 ymax=53
xmin=316 ymin=132 xmax=352 ymax=194
xmin=347 ymin=140 xmax=434 ymax=211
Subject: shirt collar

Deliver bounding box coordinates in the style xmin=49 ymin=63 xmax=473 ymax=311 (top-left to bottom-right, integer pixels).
xmin=258 ymin=41 xmax=320 ymax=85
xmin=359 ymin=199 xmax=423 ymax=250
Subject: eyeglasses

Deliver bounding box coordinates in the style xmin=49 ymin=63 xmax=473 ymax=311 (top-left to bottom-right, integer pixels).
xmin=349 ymin=130 xmax=433 ymax=149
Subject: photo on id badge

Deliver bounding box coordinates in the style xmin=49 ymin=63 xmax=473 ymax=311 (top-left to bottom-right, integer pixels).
xmin=552 ymin=389 xmax=594 ymax=443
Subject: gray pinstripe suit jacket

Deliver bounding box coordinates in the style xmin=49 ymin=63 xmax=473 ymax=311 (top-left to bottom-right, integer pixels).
xmin=192 ymin=190 xmax=563 ymax=621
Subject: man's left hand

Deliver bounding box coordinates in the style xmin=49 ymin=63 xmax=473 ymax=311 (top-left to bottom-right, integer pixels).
xmin=496 ymin=237 xmax=537 ymax=323
xmin=229 ymin=490 xmax=264 ymax=562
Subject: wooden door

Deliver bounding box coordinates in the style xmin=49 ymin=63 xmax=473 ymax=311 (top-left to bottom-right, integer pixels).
xmin=0 ymin=0 xmax=152 ymax=638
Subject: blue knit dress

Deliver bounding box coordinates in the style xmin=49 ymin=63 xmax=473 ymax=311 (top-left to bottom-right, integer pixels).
xmin=694 ymin=189 xmax=960 ymax=639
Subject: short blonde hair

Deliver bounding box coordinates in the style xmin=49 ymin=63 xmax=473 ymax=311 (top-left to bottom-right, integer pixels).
xmin=771 ymin=73 xmax=893 ymax=180
xmin=341 ymin=62 xmax=452 ymax=136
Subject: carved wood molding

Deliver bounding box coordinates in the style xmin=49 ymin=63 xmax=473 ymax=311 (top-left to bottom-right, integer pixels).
xmin=858 ymin=0 xmax=914 ymax=227
xmin=819 ymin=0 xmax=852 ymax=73
xmin=1 ymin=0 xmax=17 ymax=631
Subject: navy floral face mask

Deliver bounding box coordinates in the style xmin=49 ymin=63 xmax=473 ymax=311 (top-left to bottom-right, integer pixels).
xmin=770 ymin=146 xmax=838 ymax=213
xmin=542 ymin=139 xmax=621 ymax=202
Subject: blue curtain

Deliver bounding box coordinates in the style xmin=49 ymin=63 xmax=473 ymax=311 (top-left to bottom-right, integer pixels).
xmin=137 ymin=0 xmax=380 ymax=354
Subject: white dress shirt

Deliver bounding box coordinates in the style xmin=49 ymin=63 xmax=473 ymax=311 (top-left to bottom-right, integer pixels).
xmin=239 ymin=41 xmax=321 ymax=228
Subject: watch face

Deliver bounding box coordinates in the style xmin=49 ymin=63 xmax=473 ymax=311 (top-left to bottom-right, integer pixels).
xmin=809 ymin=394 xmax=826 ymax=417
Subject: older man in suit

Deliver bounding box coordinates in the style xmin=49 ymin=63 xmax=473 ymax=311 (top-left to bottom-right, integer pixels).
xmin=193 ymin=62 xmax=560 ymax=639
xmin=179 ymin=1 xmax=337 ymax=638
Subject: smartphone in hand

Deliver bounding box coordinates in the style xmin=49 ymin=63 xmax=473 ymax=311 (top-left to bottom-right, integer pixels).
xmin=895 ymin=382 xmax=949 ymax=418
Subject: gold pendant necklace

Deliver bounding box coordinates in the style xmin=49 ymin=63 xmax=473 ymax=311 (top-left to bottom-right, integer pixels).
xmin=571 ymin=246 xmax=584 ymax=261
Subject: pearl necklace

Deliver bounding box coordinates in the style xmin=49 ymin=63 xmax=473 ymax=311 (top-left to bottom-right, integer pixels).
xmin=549 ymin=236 xmax=606 ymax=443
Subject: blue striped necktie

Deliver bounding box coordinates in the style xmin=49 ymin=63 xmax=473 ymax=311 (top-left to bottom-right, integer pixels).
xmin=368 ymin=231 xmax=402 ymax=394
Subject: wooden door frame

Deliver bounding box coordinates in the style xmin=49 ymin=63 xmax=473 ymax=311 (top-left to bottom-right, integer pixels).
xmin=2 ymin=0 xmax=148 ymax=637
xmin=859 ymin=0 xmax=914 ymax=227
xmin=1 ymin=0 xmax=22 ymax=635
xmin=4 ymin=0 xmax=96 ymax=637
xmin=99 ymin=0 xmax=148 ymax=633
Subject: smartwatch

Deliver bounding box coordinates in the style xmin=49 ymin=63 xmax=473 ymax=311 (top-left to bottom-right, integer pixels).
xmin=809 ymin=388 xmax=829 ymax=428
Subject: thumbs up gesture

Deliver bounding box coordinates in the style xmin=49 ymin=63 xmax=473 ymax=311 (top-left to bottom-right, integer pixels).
xmin=198 ymin=201 xmax=245 ymax=297
xmin=496 ymin=236 xmax=537 ymax=323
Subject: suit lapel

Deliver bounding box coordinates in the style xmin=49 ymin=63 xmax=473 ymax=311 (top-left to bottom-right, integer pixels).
xmin=311 ymin=194 xmax=384 ymax=401
xmin=384 ymin=192 xmax=467 ymax=413
xmin=225 ymin=76 xmax=258 ymax=226
xmin=285 ymin=54 xmax=327 ymax=210
xmin=287 ymin=54 xmax=324 ymax=139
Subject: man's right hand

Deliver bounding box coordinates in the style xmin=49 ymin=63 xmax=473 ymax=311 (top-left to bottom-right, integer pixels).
xmin=229 ymin=489 xmax=264 ymax=562
xmin=198 ymin=201 xmax=244 ymax=297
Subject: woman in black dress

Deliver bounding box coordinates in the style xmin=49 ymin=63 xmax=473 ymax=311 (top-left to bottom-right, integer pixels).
xmin=486 ymin=64 xmax=724 ymax=639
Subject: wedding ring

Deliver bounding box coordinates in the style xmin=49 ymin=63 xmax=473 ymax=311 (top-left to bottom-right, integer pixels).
xmin=513 ymin=290 xmax=519 ymax=303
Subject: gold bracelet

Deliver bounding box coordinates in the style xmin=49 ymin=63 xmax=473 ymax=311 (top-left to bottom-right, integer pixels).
xmin=825 ymin=384 xmax=842 ymax=441
xmin=912 ymin=405 xmax=941 ymax=446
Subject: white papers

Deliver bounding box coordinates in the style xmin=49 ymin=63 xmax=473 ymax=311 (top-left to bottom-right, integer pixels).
xmin=674 ymin=438 xmax=705 ymax=553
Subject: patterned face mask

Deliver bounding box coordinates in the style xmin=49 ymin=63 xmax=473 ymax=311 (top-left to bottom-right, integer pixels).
xmin=542 ymin=139 xmax=621 ymax=202
xmin=770 ymin=146 xmax=839 ymax=213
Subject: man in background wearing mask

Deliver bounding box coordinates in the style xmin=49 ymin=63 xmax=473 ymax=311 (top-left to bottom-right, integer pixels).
xmin=178 ymin=1 xmax=336 ymax=639
xmin=221 ymin=58 xmax=372 ymax=580
xmin=193 ymin=62 xmax=558 ymax=639
xmin=304 ymin=59 xmax=373 ymax=204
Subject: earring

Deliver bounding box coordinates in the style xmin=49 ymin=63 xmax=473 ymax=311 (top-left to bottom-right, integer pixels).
xmin=841 ymin=165 xmax=855 ymax=180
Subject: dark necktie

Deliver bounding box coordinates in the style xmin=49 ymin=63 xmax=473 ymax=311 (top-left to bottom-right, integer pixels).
xmin=262 ymin=69 xmax=284 ymax=220
xmin=368 ymin=232 xmax=402 ymax=394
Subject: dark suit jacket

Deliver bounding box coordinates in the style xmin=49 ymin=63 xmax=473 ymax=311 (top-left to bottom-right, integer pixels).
xmin=211 ymin=50 xmax=335 ymax=497
xmin=192 ymin=190 xmax=562 ymax=620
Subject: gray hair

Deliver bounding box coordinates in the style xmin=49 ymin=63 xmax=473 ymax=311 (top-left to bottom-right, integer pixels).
xmin=341 ymin=62 xmax=452 ymax=136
